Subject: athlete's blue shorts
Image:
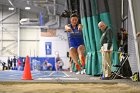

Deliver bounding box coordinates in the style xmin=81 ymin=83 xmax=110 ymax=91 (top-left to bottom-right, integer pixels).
xmin=68 ymin=32 xmax=84 ymax=49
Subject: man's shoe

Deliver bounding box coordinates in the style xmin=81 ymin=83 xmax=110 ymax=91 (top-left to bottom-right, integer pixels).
xmin=101 ymin=77 xmax=111 ymax=80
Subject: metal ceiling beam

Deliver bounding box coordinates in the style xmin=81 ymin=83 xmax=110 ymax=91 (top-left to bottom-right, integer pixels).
xmin=54 ymin=0 xmax=56 ymax=15
xmin=0 ymin=0 xmax=46 ymax=14
xmin=0 ymin=0 xmax=65 ymax=15
xmin=17 ymin=9 xmax=20 ymax=57
xmin=1 ymin=22 xmax=18 ymax=24
xmin=0 ymin=40 xmax=40 ymax=41
xmin=20 ymin=25 xmax=48 ymax=29
xmin=0 ymin=10 xmax=17 ymax=23
xmin=0 ymin=41 xmax=16 ymax=51
xmin=2 ymin=27 xmax=17 ymax=40
xmin=8 ymin=0 xmax=15 ymax=7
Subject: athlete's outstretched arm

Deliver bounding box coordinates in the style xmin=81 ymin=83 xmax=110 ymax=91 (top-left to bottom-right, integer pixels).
xmin=78 ymin=24 xmax=83 ymax=31
xmin=65 ymin=25 xmax=72 ymax=32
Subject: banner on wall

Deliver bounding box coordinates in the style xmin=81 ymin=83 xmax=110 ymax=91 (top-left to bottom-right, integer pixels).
xmin=45 ymin=42 xmax=52 ymax=55
xmin=41 ymin=29 xmax=56 ymax=37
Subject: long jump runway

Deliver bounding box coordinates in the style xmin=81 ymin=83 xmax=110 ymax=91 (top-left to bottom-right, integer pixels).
xmin=0 ymin=70 xmax=92 ymax=82
xmin=0 ymin=70 xmax=126 ymax=84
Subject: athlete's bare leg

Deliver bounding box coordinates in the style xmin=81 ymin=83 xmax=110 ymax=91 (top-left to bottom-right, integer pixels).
xmin=69 ymin=57 xmax=72 ymax=72
xmin=69 ymin=47 xmax=81 ymax=71
xmin=78 ymin=45 xmax=86 ymax=67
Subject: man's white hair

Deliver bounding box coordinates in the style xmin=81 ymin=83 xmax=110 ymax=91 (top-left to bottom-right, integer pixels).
xmin=98 ymin=21 xmax=105 ymax=27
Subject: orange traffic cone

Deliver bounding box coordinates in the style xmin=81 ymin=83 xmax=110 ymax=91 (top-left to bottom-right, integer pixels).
xmin=22 ymin=56 xmax=33 ymax=80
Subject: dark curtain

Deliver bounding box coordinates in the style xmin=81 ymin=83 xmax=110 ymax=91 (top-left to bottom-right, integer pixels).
xmin=66 ymin=0 xmax=81 ymax=23
xmin=80 ymin=0 xmax=119 ymax=75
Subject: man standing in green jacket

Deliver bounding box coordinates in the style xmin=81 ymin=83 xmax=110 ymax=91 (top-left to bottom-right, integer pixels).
xmin=98 ymin=21 xmax=113 ymax=79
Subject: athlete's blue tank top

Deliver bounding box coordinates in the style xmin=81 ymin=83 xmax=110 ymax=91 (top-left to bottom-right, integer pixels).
xmin=67 ymin=24 xmax=84 ymax=48
xmin=67 ymin=24 xmax=79 ymax=37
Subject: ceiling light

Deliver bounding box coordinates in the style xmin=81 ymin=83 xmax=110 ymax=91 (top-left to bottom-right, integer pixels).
xmin=8 ymin=7 xmax=14 ymax=11
xmin=25 ymin=7 xmax=31 ymax=10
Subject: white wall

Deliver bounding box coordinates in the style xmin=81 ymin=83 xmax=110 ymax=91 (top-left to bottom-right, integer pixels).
xmin=20 ymin=27 xmax=40 ymax=57
xmin=0 ymin=5 xmax=70 ymax=69
xmin=0 ymin=5 xmax=18 ymax=56
xmin=39 ymin=29 xmax=69 ymax=69
xmin=20 ymin=28 xmax=70 ymax=69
